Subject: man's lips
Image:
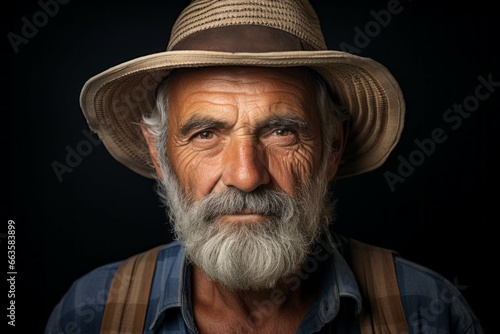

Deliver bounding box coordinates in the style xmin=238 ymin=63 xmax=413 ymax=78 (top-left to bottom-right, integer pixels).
xmin=216 ymin=211 xmax=273 ymax=223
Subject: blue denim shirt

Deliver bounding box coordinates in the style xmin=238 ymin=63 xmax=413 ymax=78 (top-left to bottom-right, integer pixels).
xmin=45 ymin=233 xmax=485 ymax=333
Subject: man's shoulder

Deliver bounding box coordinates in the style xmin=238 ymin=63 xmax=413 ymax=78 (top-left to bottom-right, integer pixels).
xmin=45 ymin=240 xmax=183 ymax=334
xmin=44 ymin=258 xmax=121 ymax=333
xmin=341 ymin=237 xmax=484 ymax=333
xmin=64 ymin=240 xmax=182 ymax=295
xmin=392 ymin=255 xmax=484 ymax=333
xmin=393 ymin=255 xmax=459 ymax=296
xmin=68 ymin=240 xmax=182 ymax=289
xmin=342 ymin=236 xmax=464 ymax=297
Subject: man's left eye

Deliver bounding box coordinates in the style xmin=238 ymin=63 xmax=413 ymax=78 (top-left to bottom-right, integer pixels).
xmin=195 ymin=131 xmax=214 ymax=139
xmin=273 ymin=128 xmax=292 ymax=136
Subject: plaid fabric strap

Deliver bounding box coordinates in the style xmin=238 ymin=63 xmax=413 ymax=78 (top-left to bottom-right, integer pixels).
xmin=100 ymin=245 xmax=162 ymax=334
xmin=349 ymin=238 xmax=408 ymax=334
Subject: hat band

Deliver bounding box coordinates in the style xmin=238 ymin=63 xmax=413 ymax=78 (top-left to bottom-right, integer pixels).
xmin=169 ymin=25 xmax=316 ymax=52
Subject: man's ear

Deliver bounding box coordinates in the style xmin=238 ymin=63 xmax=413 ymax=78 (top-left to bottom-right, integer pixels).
xmin=140 ymin=123 xmax=164 ymax=180
xmin=326 ymin=119 xmax=350 ymax=181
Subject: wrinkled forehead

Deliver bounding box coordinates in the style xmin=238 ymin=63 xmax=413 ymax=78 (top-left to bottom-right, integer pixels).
xmin=161 ymin=66 xmax=320 ymax=125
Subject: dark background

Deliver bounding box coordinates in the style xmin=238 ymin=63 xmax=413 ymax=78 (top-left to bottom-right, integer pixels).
xmin=4 ymin=0 xmax=498 ymax=332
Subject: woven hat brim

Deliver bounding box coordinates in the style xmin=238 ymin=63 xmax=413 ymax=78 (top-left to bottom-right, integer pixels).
xmin=80 ymin=50 xmax=405 ymax=179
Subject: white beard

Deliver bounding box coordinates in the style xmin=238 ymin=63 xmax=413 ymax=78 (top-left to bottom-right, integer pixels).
xmin=155 ymin=162 xmax=333 ymax=291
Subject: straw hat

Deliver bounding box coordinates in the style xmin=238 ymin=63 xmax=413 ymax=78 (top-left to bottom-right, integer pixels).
xmin=80 ymin=0 xmax=405 ymax=179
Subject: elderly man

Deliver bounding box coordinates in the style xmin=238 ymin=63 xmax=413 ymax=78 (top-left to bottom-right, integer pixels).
xmin=46 ymin=0 xmax=484 ymax=333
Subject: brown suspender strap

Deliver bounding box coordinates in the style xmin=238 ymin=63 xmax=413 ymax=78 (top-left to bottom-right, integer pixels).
xmin=100 ymin=245 xmax=163 ymax=334
xmin=349 ymin=238 xmax=408 ymax=334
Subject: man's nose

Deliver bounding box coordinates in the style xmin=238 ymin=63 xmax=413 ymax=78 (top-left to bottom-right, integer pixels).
xmin=221 ymin=139 xmax=270 ymax=192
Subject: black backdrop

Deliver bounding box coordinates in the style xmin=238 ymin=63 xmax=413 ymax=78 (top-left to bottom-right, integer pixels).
xmin=4 ymin=0 xmax=498 ymax=332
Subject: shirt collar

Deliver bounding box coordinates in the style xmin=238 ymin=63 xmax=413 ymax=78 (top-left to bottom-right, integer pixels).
xmin=148 ymin=242 xmax=189 ymax=331
xmin=314 ymin=231 xmax=362 ymax=320
xmin=149 ymin=232 xmax=363 ymax=332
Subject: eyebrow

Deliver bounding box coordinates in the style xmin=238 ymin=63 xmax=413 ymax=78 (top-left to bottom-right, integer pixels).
xmin=178 ymin=114 xmax=311 ymax=137
xmin=179 ymin=116 xmax=229 ymax=137
xmin=263 ymin=115 xmax=310 ymax=130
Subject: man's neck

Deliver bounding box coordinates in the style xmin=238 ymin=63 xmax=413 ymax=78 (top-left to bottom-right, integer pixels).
xmin=191 ymin=266 xmax=318 ymax=333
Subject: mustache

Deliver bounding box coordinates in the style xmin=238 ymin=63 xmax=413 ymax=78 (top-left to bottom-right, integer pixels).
xmin=192 ymin=187 xmax=296 ymax=222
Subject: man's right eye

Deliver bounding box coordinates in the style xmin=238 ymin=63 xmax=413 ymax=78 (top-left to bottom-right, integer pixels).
xmin=190 ymin=130 xmax=219 ymax=149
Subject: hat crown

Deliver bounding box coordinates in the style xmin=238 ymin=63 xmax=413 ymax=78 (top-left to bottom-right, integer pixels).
xmin=167 ymin=0 xmax=328 ymax=51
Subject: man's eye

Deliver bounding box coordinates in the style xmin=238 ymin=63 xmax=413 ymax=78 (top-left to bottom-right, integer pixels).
xmin=273 ymin=128 xmax=292 ymax=136
xmin=194 ymin=131 xmax=214 ymax=139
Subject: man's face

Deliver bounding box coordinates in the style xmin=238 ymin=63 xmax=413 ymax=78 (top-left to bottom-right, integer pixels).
xmin=146 ymin=66 xmax=338 ymax=291
xmin=166 ymin=66 xmax=324 ymax=209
